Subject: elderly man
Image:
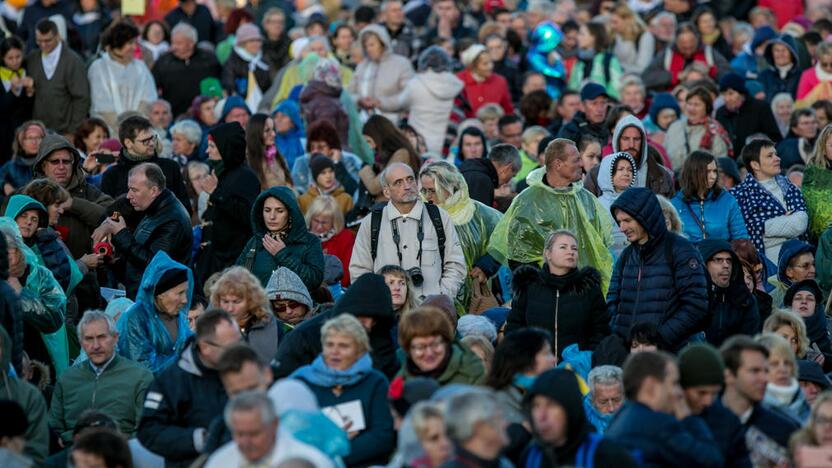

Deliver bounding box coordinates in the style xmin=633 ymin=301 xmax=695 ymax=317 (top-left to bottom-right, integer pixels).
xmin=49 ymin=311 xmax=153 ymax=443
xmin=442 ymin=389 xmax=511 ymax=467
xmin=381 ymin=0 xmax=416 ymax=58
xmin=152 ymin=23 xmax=221 ymax=116
xmin=33 ymin=134 xmax=113 ymax=259
xmin=584 ymin=365 xmax=624 ymax=433
xmin=643 ymin=23 xmax=731 ymax=92
xmin=94 ymin=163 xmax=192 ymax=299
xmin=148 ymin=99 xmax=173 ymax=134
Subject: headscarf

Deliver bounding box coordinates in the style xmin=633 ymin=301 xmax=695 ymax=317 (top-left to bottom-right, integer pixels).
xmin=273 ymin=99 xmax=306 ymax=169
xmin=312 ymin=57 xmax=342 ymax=89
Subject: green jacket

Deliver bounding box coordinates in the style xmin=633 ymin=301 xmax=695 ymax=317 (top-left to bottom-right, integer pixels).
xmin=49 ymin=353 xmax=153 ymax=442
xmin=398 ymin=342 xmax=485 ymax=386
xmin=0 ymin=327 xmax=49 ymax=465
xmin=568 ymin=52 xmax=623 ymax=100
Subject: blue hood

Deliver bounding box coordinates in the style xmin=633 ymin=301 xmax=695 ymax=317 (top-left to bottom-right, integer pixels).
xmin=220 ymin=96 xmax=251 ymax=123
xmin=764 ymin=35 xmax=799 ymax=69
xmin=136 ymin=251 xmax=194 ymax=315
xmin=4 ymin=194 xmax=48 ymax=230
xmin=777 ymin=239 xmax=814 ymax=284
xmin=610 ymin=187 xmax=667 ymax=247
xmin=273 ymin=99 xmax=305 ymax=135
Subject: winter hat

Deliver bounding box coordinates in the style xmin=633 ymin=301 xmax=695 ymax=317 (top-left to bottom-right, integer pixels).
xmin=155 ymin=268 xmax=189 ymax=296
xmin=309 ymin=153 xmax=336 ymax=181
xmin=647 ymin=92 xmax=680 ymax=127
xmin=678 ymin=343 xmax=725 ymax=389
xmin=266 ymin=266 xmax=314 ymax=310
xmin=200 ymin=77 xmax=223 ymax=99
xmin=99 ymin=138 xmax=122 ymax=153
xmin=523 ymin=369 xmax=587 ymax=442
xmin=717 ymin=157 xmax=741 ymax=186
xmin=388 ymin=375 xmax=440 ymax=416
xmin=461 ymin=44 xmax=487 ymax=68
xmin=784 ymin=279 xmax=823 ymax=307
xmin=421 ymin=294 xmax=457 ymax=327
xmin=334 ymin=273 xmax=392 ymax=318
xmin=324 ymin=255 xmax=344 ymax=285
xmin=751 ymin=26 xmax=777 ymax=51
xmin=0 ymin=400 xmax=27 ymax=438
xmin=797 ymin=360 xmax=831 ymax=390
xmin=312 ymin=57 xmax=342 ymax=89
xmin=235 ymin=23 xmax=263 ymax=46
xmin=580 ymin=82 xmax=609 ymax=101
xmin=219 ymin=95 xmax=251 ymax=123
xmin=457 ymin=315 xmax=497 ymax=342
xmin=719 ymin=72 xmax=748 ymax=96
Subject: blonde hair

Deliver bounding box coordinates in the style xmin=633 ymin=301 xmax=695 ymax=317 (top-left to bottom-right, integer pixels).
xmin=808 ymin=124 xmax=832 ymax=168
xmin=790 ymin=391 xmax=832 ymax=452
xmin=522 ymin=126 xmax=550 ymax=145
xmin=755 ymin=332 xmax=797 ymax=378
xmin=320 ymin=314 xmax=370 ymax=355
xmin=418 ymin=160 xmax=465 ymax=205
xmin=613 ymin=3 xmax=646 ymax=42
xmin=210 ymin=267 xmax=270 ymax=322
xmin=304 ymin=195 xmax=345 ymax=232
xmin=410 ymin=401 xmax=445 ymax=439
xmin=763 ymin=308 xmax=810 ymax=358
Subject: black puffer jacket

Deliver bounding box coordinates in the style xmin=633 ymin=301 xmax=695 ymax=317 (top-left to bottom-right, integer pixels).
xmin=195 ymin=122 xmax=260 ymax=286
xmin=507 ymin=265 xmax=609 ymax=358
xmin=697 ymin=239 xmax=760 ymax=347
xmin=607 ymin=187 xmax=709 ymax=351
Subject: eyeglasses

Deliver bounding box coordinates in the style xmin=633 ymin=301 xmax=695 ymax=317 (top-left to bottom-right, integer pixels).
xmin=136 ymin=134 xmax=157 ymax=145
xmin=792 ymin=262 xmax=815 ymax=270
xmin=23 ymin=135 xmax=44 ymax=142
xmin=419 ymin=188 xmax=436 ymax=196
xmin=272 ymin=300 xmax=302 ymax=312
xmin=410 ymin=340 xmax=445 ymax=355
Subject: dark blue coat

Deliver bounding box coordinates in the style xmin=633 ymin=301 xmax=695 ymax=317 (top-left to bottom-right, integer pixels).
xmin=607 ymin=188 xmax=709 ymax=351
xmin=757 ymin=36 xmax=802 ymax=101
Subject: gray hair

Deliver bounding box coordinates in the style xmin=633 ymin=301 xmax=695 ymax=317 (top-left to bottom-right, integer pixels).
xmin=150 ymin=99 xmax=171 ymax=112
xmin=170 ymin=120 xmax=203 ymax=145
xmin=418 ymin=160 xmax=464 ymax=204
xmin=320 ymin=314 xmax=370 ymax=355
xmin=444 ymin=388 xmax=502 ymax=443
xmin=171 ymin=23 xmax=198 ymax=43
xmin=771 ymin=92 xmax=794 ymax=112
xmin=224 ymin=390 xmax=277 ymax=428
xmin=527 ymin=0 xmax=555 ymax=15
xmin=488 ymin=144 xmax=522 ymax=173
xmin=650 ymin=11 xmax=677 ymax=27
xmin=456 ymin=315 xmax=497 ymax=343
xmin=588 ymin=365 xmax=624 ymax=391
xmin=731 ymin=22 xmax=754 ymax=43
xmin=619 ymin=75 xmax=645 ymax=98
xmin=410 ymin=401 xmax=444 ymax=438
xmin=77 ymin=310 xmax=118 ymax=340
xmin=379 ymin=162 xmax=414 ymax=190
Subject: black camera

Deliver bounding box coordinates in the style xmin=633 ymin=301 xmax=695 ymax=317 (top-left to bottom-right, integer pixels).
xmin=408 ymin=267 xmax=424 ymax=287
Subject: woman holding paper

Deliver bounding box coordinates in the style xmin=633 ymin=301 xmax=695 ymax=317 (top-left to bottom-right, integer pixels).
xmin=291 ymin=314 xmax=395 ymax=466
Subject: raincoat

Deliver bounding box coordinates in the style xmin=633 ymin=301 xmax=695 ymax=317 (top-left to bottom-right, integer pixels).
xmin=802 ymin=165 xmax=832 ymax=241
xmin=597 ymin=152 xmax=637 ymax=258
xmin=116 ymin=251 xmax=193 ymax=374
xmin=489 ymin=168 xmax=614 ymax=293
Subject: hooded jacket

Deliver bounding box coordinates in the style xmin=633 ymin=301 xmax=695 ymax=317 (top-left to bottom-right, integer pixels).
xmin=195 ymin=122 xmax=261 ymax=285
xmin=274 ymin=99 xmax=306 ymax=171
xmin=0 ymin=231 xmax=23 ymax=374
xmin=585 ymin=116 xmax=675 ymax=199
xmin=784 ymin=279 xmax=832 ymax=368
xmin=671 ymin=188 xmax=749 ymax=244
xmin=460 ymin=157 xmax=499 ymax=207
xmin=758 ymin=35 xmax=802 ymax=100
xmin=768 ymin=239 xmax=814 ymax=308
xmin=607 ymin=188 xmax=709 ymax=351
xmin=597 ymin=152 xmax=637 ymax=256
xmin=236 ymin=186 xmax=324 ymax=291
xmin=398 ymin=70 xmax=464 ymax=154
xmin=522 ymin=369 xmax=636 ymax=467
xmin=507 ymin=265 xmax=610 ymax=359
xmin=697 ymin=239 xmax=760 ymax=347
xmin=116 ymin=251 xmax=193 ymax=373
xmin=557 ymin=111 xmax=610 ymax=146
xmin=33 ymin=134 xmax=113 ymax=258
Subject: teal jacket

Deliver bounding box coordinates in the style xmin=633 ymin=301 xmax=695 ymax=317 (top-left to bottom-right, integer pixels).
xmin=117 ymin=251 xmax=193 ymax=373
xmin=49 ymin=354 xmax=153 ymax=441
xmin=236 ymin=186 xmax=324 ymax=290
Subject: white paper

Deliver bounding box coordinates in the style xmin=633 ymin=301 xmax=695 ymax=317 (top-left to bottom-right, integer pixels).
xmin=321 ymin=400 xmax=366 ymax=432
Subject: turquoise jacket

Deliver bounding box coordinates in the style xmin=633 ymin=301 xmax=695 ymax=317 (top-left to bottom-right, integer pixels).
xmin=671 ymin=189 xmax=749 ymax=243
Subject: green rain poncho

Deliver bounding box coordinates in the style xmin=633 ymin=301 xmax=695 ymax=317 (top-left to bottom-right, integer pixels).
xmin=489 ymin=168 xmax=614 ymax=293
xmin=802 ymin=166 xmax=832 ymax=241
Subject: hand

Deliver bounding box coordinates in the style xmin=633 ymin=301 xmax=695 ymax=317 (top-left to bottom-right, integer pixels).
xmin=107 ymin=215 xmax=127 ymax=235
xmin=262 ymin=234 xmax=285 ymax=256
xmin=91 ymin=223 xmax=111 ymax=243
xmin=80 ymin=253 xmax=104 ymax=269
xmin=7 ymin=277 xmax=22 ymax=294
xmin=470 ymin=266 xmax=487 ymax=283
xmin=330 ymin=148 xmax=342 ymax=162
xmin=785 ymin=210 xmax=793 ymax=216
xmin=83 ymin=154 xmax=102 ymax=174
xmin=3 ymin=183 xmax=13 ymax=196
xmin=203 ymin=172 xmax=218 ymax=195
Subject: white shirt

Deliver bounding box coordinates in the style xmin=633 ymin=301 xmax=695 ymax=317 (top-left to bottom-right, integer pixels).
xmin=87 ymin=53 xmax=158 ymax=131
xmin=41 ymin=41 xmax=62 ymax=80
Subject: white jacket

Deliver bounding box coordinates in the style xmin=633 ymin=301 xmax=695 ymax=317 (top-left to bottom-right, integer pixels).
xmin=397 ymin=71 xmax=463 ymax=154
xmin=87 ymin=53 xmax=157 ymax=132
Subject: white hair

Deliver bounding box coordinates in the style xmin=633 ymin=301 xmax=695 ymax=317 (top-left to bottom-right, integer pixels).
xmin=224 ymin=390 xmax=277 ymax=428
xmin=171 ymin=23 xmax=198 ymax=43
xmin=77 ymin=310 xmax=118 ymax=340
xmin=170 ymin=120 xmax=203 ymax=145
xmin=588 ymin=365 xmax=623 ymax=391
xmin=444 ymin=388 xmax=501 ymax=443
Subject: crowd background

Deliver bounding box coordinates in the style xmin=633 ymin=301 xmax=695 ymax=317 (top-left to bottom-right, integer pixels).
xmin=6 ymin=0 xmax=832 ymax=466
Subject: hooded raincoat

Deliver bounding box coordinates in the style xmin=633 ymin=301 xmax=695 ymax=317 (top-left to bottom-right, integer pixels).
xmin=597 ymin=152 xmax=637 ymax=257
xmin=237 ymin=186 xmax=324 ymax=291
xmin=273 ymin=99 xmax=306 ymax=172
xmin=489 ymin=168 xmax=614 ymax=293
xmin=116 ymin=251 xmax=193 ymax=373
xmin=396 ymin=69 xmax=464 ymax=154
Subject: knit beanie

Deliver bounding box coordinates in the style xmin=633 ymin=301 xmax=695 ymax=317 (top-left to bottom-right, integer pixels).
xmin=678 ymin=343 xmax=725 ymax=389
xmin=265 ymin=266 xmax=314 ymax=310
xmin=309 ymin=153 xmax=335 ymax=182
xmin=333 ymin=273 xmax=392 ymax=318
xmin=719 ymin=72 xmax=748 ymax=96
xmin=784 ymin=279 xmax=823 ymax=307
xmin=461 ymin=44 xmax=486 ymax=68
xmin=155 ymin=268 xmax=189 ymax=296
xmin=235 ymin=23 xmax=263 ymax=46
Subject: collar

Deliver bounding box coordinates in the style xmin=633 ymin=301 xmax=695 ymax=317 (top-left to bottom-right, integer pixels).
xmin=387 ymin=200 xmax=424 ymax=221
xmin=739 ymin=406 xmax=753 ymax=424
xmin=43 ymin=41 xmax=62 ymax=60
xmin=88 ymin=353 xmax=117 ymax=376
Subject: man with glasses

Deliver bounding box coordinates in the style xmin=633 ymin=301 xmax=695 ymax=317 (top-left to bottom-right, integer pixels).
xmin=138 ymin=308 xmax=242 ymax=466
xmin=768 ymin=239 xmax=817 ymax=308
xmin=24 ymin=19 xmax=90 ymax=136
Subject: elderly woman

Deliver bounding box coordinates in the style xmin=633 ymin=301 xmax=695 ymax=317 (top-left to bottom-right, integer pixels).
xmin=117 ymin=251 xmax=192 ymax=373
xmin=3 ymin=120 xmax=45 ymax=194
xmin=757 ymin=333 xmax=811 ymax=423
xmin=771 ymin=93 xmax=795 ymax=139
xmin=237 ymin=186 xmax=324 ymax=291
xmin=402 ymin=402 xmax=452 ymax=468
xmin=210 ymin=266 xmax=279 ymax=363
xmin=418 ymin=161 xmax=501 ymax=312
xmin=665 ymin=86 xmax=732 ymax=169
xmin=457 ymin=44 xmax=513 ymax=117
xmin=290 ymin=314 xmax=395 ymax=466
xmin=764 ymin=309 xmax=815 ymax=365
xmin=305 ymin=195 xmax=355 ymax=287
xmin=348 ymin=25 xmax=414 ymax=126
xmin=398 ymin=306 xmax=485 ymax=385
xmin=169 ymin=120 xmax=202 ymax=164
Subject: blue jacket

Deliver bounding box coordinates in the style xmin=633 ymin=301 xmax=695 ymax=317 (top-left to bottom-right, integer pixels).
xmin=757 ymin=36 xmax=802 ymax=101
xmin=605 ymin=401 xmax=723 ymax=467
xmin=116 ymin=251 xmax=193 ymax=374
xmin=607 ymin=188 xmax=709 ymax=351
xmin=671 ymin=189 xmax=749 ymax=243
xmin=0 ymin=157 xmax=34 ymax=191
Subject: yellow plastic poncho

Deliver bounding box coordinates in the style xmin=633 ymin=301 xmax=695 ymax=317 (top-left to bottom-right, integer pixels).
xmin=489 ymin=168 xmax=615 ymax=293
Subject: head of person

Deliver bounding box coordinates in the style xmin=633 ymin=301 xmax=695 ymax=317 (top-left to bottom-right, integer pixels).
xmin=674 ymin=22 xmax=701 ymax=58
xmin=611 ymin=187 xmax=664 ymax=246
xmin=381 ymin=162 xmax=419 ymax=207
xmin=519 ymin=91 xmax=553 ymax=127
xmin=170 ymin=22 xmax=197 ymax=60
xmin=808 ymin=122 xmax=832 ymax=169
xmin=101 ymin=21 xmax=140 ymax=63
xmin=460 ymin=334 xmax=495 ymax=372
xmin=70 ymin=429 xmax=132 ymax=468
xmin=789 ymin=108 xmax=819 ymax=140
xmin=260 ymin=8 xmax=285 ymax=41
xmin=73 ymin=118 xmax=110 ymax=155
xmin=210 ymin=267 xmax=270 ymax=330
xmin=35 ymin=19 xmax=60 ymax=54
xmin=378 ymin=265 xmax=417 ymax=315
xmin=541 ymin=229 xmax=578 ymax=275
xmin=399 ymin=306 xmax=456 ymax=374
xmin=417 ymin=45 xmax=453 ymax=75
xmin=265 ymin=267 xmax=314 ymax=325
xmin=742 ymin=138 xmax=779 ymax=180
xmin=487 ymin=144 xmax=522 ymax=186
xmin=620 ymin=77 xmax=647 ymax=113
xmin=719 ymin=72 xmax=748 ymax=113
xmin=771 ymin=92 xmax=795 ymax=124
xmin=647 ymin=92 xmax=681 ymax=132
xmin=445 ymin=389 xmax=508 ymax=460
xmin=126 ymin=163 xmax=165 ymax=211
xmin=362 ymin=115 xmax=421 ymax=171
xmin=798 ymin=360 xmax=831 ymax=407
xmin=778 ymin=239 xmax=815 ymax=284
xmin=148 ymin=100 xmax=173 ymax=131
xmin=409 ymin=402 xmax=452 ymax=467
xmin=196 ymin=308 xmax=242 ymax=368
xmin=13 ymin=121 xmax=46 ymax=159
xmin=757 ymin=333 xmax=798 ymax=388
xmin=304 ymin=194 xmax=344 ymax=238
xmin=77 ymin=311 xmax=119 ymax=367
xmin=544 ymin=138 xmax=582 ymax=186
xmin=721 ymin=335 xmax=771 ymax=405
xmin=520 ymin=126 xmax=549 ymax=160
xmin=119 ymin=116 xmax=156 ymax=158
xmin=650 ymin=11 xmax=677 ymax=43
xmin=188 ymin=296 xmax=207 ymax=331
xmin=224 ymin=391 xmax=279 ymax=463
xmin=217 ymin=343 xmax=273 ymax=396
xmin=235 ymin=23 xmax=263 ymax=56
xmin=418 ymin=160 xmax=464 ymax=206
xmin=680 ymin=151 xmax=720 ymax=201
xmin=763 ymin=309 xmax=810 ymax=358
xmin=613 ymin=117 xmax=645 ymax=164
xmin=0 ymin=223 xmax=29 ymax=281
xmin=457 ymin=127 xmax=488 ymax=161
xmin=683 ymin=86 xmax=713 ymax=125
xmin=785 ymin=280 xmax=823 ymax=319
xmin=151 ymin=266 xmax=190 ymax=320
xmin=587 ymin=365 xmax=624 ymax=415
xmin=320 ymin=314 xmax=370 ymax=371
xmin=476 ymin=104 xmax=504 ymax=141
xmin=622 ymin=350 xmax=681 ymax=414
xmin=497 ymin=115 xmax=523 ymax=148
xmin=577 ymin=21 xmax=608 ymax=52
xmin=34 ymin=133 xmax=84 ymax=187
xmin=0 ymin=36 xmax=24 ymax=74
xmin=556 ymin=90 xmax=581 ymax=123
xmin=580 ymin=83 xmax=609 ymax=125
xmin=462 ymin=44 xmax=493 ymax=79
xmin=0 ymin=400 xmax=26 ymax=455
xmin=678 ymin=343 xmax=724 ymax=414
xmin=486 ymin=328 xmax=555 ymax=390
xmin=170 ymin=120 xmax=202 ymax=157
xmin=811 ymin=100 xmax=832 ymax=128
xmin=606 ymin=152 xmax=637 ymax=194
xmin=21 ymin=178 xmax=71 ymax=227
xmin=576 ymin=134 xmax=601 ymax=172
xmin=359 ymin=27 xmax=388 ymax=62
xmin=817 ymin=42 xmax=832 ymax=79
xmin=5 ymin=194 xmax=46 ymax=240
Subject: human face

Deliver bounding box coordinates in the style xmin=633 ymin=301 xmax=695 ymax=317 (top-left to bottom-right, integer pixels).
xmin=794 ymin=114 xmax=819 ymax=139
xmin=722 ymin=89 xmax=745 ymax=113
xmin=655 ymin=362 xmax=683 ymax=414
xmin=550 ymin=144 xmax=582 ymax=183
xmin=531 ymin=344 xmax=557 ymax=375
xmin=799 ymin=380 xmax=822 ymax=406
xmin=382 ymin=0 xmax=404 ymax=27
xmin=150 ymin=102 xmax=172 ymax=129
xmin=820 ymin=54 xmax=832 ymax=74
xmin=419 ymin=175 xmax=440 ymax=204
xmin=768 ymin=352 xmax=794 ymax=387
xmin=146 ymin=22 xmax=165 ymax=44
xmin=315 ymin=166 xmax=336 ymax=191
xmin=676 ymin=31 xmax=698 ymax=58
xmin=126 ymin=172 xmax=160 ymax=211
xmin=2 ymin=47 xmax=23 ymax=71
xmin=263 ymin=12 xmax=285 ymax=39
xmin=775 ymin=325 xmax=800 ymax=356
xmin=657 ymin=108 xmax=678 ymax=129
xmin=577 ymin=25 xmax=594 ymax=50
xmin=409 ymin=335 xmax=447 ymax=372
xmin=618 ymin=126 xmax=643 ymax=161
xmin=7 ymin=247 xmax=25 ymax=279
xmin=80 ymin=320 xmax=118 ymax=366
xmin=309 ymin=213 xmax=333 ymax=235
xmin=500 ymin=122 xmax=523 ymax=148
xmin=35 ymin=30 xmax=59 ymax=54
xmin=592 ymin=382 xmax=624 ymax=414
xmin=615 ymin=210 xmax=648 ymax=244
xmin=705 ymin=160 xmax=718 ymax=190
xmin=187 ymin=303 xmax=204 ymax=331
xmin=71 ymin=450 xmax=107 ymax=468
xmin=558 ymin=94 xmax=581 ymax=121
xmin=751 ymin=145 xmax=780 ymax=179
xmin=172 ymin=133 xmax=197 ymax=156
xmin=225 ymin=107 xmax=249 ymax=127
xmin=706 ymin=252 xmax=732 ymax=288
xmin=262 ymin=197 xmax=288 ymax=233
xmin=42 ymin=149 xmax=74 ymax=186
xmin=83 ymin=126 xmax=107 ymax=154
xmin=787 ymin=253 xmax=816 ymax=282
xmin=334 ymin=27 xmax=353 ymax=52
xmin=771 ymin=43 xmax=793 ymax=67
xmin=774 ymin=98 xmax=794 ymax=122
xmin=15 ymin=210 xmax=40 ymax=239
xmin=382 ymin=165 xmax=418 ymax=205
xmin=323 ymin=331 xmax=362 ymax=371
xmin=109 ymin=37 xmax=136 ymax=63
xmin=461 ymin=134 xmax=485 ymax=159
xmin=683 ymin=384 xmax=721 ymax=414
xmin=271 ymin=299 xmax=308 ymax=325
xmin=580 ymin=142 xmax=601 ymax=172
xmin=230 ymin=410 xmax=278 ymax=463
xmin=545 ymin=234 xmax=578 ymax=272
xmin=384 ymin=273 xmax=408 ymax=309
xmin=531 ymin=395 xmax=568 ymax=446
xmin=127 ymin=128 xmax=157 ymax=158
xmin=309 ymin=140 xmax=332 ymax=157
xmin=419 ymin=417 xmax=451 ymax=467
xmin=155 ymin=281 xmax=189 ymax=317
xmin=243 ymin=37 xmax=262 ymax=55
xmin=199 ymin=320 xmax=242 ymax=367
xmin=486 ymin=37 xmax=506 ymax=62
xmin=221 ymin=361 xmax=271 ymax=396
xmin=523 ymin=74 xmax=546 ymax=95
xmin=583 ymin=96 xmax=608 ymax=124
xmin=363 ymin=33 xmax=385 ymax=61
xmin=171 ymin=32 xmax=196 ymax=60
xmin=200 ymin=100 xmax=218 ymax=127
xmin=21 ymin=125 xmax=44 ymax=156
xmin=696 ymin=11 xmax=716 ymax=35
xmin=434 ymin=0 xmax=459 ymax=24
xmin=612 ymin=158 xmax=633 ymax=192
xmin=684 ymin=96 xmax=707 ymax=123
xmin=792 ymin=291 xmax=817 ymax=318
xmin=274 ymin=112 xmax=294 ymax=134
xmin=813 ymin=401 xmax=832 ymax=446
xmin=474 ymin=53 xmax=494 ymax=78
xmin=47 ymin=201 xmax=67 ymax=226
xmin=220 ymin=294 xmax=250 ymax=326
xmin=621 ymin=85 xmax=645 ymax=112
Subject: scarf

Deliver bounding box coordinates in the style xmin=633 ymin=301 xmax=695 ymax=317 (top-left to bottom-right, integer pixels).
xmin=731 ymin=174 xmax=808 ymax=255
xmin=765 ymin=379 xmax=800 ymax=406
xmin=265 ymin=145 xmax=277 ymax=163
xmin=0 ymin=66 xmax=23 ymax=92
xmin=314 ymin=228 xmax=336 ymax=242
xmin=233 ymin=46 xmax=268 ymax=71
xmin=440 ymin=185 xmax=476 ymax=225
xmin=72 ymin=10 xmax=100 ymax=25
xmin=141 ymin=40 xmax=170 ymax=61
xmin=816 ymin=62 xmax=832 ymax=82
xmin=291 ymin=353 xmax=373 ymax=387
xmin=697 ymin=117 xmax=734 ymax=158
xmin=512 ymin=373 xmax=536 ymax=390
xmin=207 ymin=158 xmax=225 ymax=177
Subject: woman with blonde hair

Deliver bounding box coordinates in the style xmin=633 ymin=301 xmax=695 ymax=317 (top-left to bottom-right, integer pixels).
xmin=763 ymin=309 xmax=811 ymax=361
xmin=757 ymin=332 xmax=811 ymax=423
xmin=304 ymin=195 xmax=355 ymax=287
xmin=790 ymin=391 xmax=832 ymax=463
xmin=210 ymin=266 xmax=279 ymax=363
xmin=378 ymin=265 xmax=418 ymax=319
xmin=801 ymin=124 xmax=832 ymax=240
xmin=610 ymin=3 xmax=655 ymax=75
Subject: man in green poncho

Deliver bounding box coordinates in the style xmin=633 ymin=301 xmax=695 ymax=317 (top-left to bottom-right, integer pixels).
xmin=489 ymin=138 xmax=614 ymax=292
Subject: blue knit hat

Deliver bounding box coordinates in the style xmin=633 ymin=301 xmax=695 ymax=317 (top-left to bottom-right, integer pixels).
xmin=719 ymin=72 xmax=748 ymax=96
xmin=648 ymin=92 xmax=680 ymax=128
xmin=751 ymin=26 xmax=777 ymax=51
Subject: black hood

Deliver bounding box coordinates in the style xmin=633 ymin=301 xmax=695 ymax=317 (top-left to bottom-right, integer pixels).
xmin=333 ymin=273 xmax=394 ymax=320
xmin=208 ymin=122 xmax=247 ymax=170
xmin=460 ymin=158 xmax=498 ymax=186
xmin=609 ymin=187 xmax=667 ymax=251
xmin=524 ymin=368 xmax=590 ymax=458
xmin=697 ymin=239 xmax=753 ymax=306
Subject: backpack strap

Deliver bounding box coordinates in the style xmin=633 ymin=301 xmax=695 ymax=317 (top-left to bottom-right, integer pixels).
xmin=424 ymin=203 xmax=446 ymax=265
xmin=370 ymin=206 xmax=384 ymax=262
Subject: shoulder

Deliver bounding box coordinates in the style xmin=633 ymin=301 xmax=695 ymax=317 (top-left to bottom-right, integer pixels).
xmin=511 ymin=265 xmax=540 ymax=290
xmin=573 ymin=267 xmax=602 ymax=292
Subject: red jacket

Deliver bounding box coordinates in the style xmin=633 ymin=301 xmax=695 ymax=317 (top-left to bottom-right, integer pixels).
xmin=457 ymin=69 xmax=514 ymax=117
xmin=758 ymin=0 xmax=804 ymax=29
xmin=322 ymin=228 xmax=356 ymax=287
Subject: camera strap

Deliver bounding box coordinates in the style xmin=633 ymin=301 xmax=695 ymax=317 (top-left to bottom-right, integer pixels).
xmin=390 ymin=212 xmax=424 ymax=266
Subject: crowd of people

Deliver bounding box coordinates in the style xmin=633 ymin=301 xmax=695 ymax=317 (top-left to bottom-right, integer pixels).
xmin=5 ymin=0 xmax=832 ymax=466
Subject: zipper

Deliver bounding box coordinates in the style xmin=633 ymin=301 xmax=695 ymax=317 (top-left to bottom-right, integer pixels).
xmin=91 ymin=371 xmax=99 ymax=407
xmin=554 ymin=289 xmax=560 ymax=358
xmin=700 ymin=200 xmax=707 ymax=239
